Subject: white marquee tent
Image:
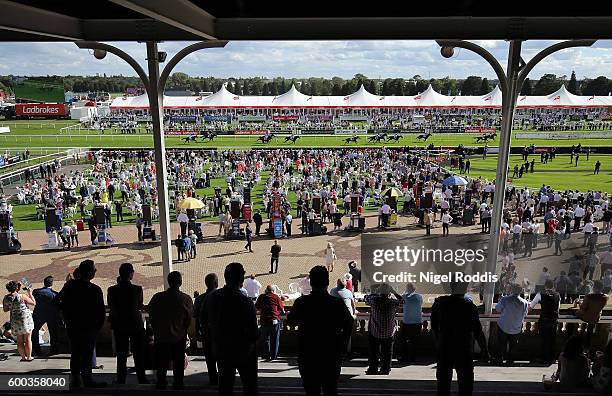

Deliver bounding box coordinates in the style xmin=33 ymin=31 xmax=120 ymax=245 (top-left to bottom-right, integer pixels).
xmin=110 ymin=83 xmax=612 ymax=110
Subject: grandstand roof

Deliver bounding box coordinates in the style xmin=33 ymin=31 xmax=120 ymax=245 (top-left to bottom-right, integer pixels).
xmin=2 ymin=1 xmax=612 ymax=41
xmin=110 ymin=84 xmax=612 ymax=110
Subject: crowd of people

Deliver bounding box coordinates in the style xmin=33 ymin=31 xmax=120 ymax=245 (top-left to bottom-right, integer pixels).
xmin=93 ymin=107 xmax=612 ymax=135
xmin=2 ymin=259 xmax=611 ymax=394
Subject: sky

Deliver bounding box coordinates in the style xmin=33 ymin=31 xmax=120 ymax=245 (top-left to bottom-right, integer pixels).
xmin=1 ymin=40 xmax=612 ymax=80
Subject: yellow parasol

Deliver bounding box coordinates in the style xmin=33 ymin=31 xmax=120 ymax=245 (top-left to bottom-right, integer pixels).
xmin=178 ymin=197 xmax=205 ymax=210
xmin=381 ymin=187 xmax=403 ymax=197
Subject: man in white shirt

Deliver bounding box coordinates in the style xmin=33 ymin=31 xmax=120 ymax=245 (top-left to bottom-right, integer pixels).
xmin=381 ymin=203 xmax=391 ymax=228
xmin=583 ymin=220 xmax=594 ymax=248
xmin=285 ymin=213 xmax=293 ymax=237
xmin=243 ymin=274 xmax=262 ymax=299
xmin=536 ymin=267 xmax=552 ymax=293
xmin=62 ymin=222 xmax=72 ymax=248
xmin=177 ymin=210 xmax=189 ymax=236
xmin=574 ymin=205 xmax=585 ymax=231
xmin=441 ymin=212 xmax=453 ymax=236
xmin=343 ymin=194 xmax=351 ymax=215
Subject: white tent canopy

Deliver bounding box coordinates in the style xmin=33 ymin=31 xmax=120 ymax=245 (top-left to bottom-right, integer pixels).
xmin=109 ymin=83 xmax=612 ymax=110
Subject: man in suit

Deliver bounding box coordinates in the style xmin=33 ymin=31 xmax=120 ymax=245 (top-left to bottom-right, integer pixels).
xmin=431 ymin=279 xmax=489 ymax=396
xmin=205 ymin=263 xmax=259 ymax=395
xmin=107 ymin=263 xmax=148 ymax=384
xmin=32 ymin=276 xmax=61 ymax=356
xmin=148 ymin=271 xmax=193 ymax=390
xmin=194 ymin=273 xmax=219 ymax=386
xmin=287 ymin=265 xmax=354 ymax=395
xmin=57 ymin=260 xmax=106 ymax=389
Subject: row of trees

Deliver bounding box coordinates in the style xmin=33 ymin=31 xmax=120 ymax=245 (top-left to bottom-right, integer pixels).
xmin=1 ymin=72 xmax=611 ymax=97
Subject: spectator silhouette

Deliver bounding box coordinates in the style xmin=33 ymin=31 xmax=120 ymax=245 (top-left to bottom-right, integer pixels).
xmin=255 ymin=285 xmax=285 ymax=361
xmin=148 ymin=271 xmax=193 ymax=390
xmin=431 ymin=278 xmax=489 ymax=396
xmin=287 ymin=265 xmax=354 ymax=396
xmin=194 ymin=273 xmax=219 ymax=386
xmin=107 ymin=263 xmax=148 ymax=384
xmin=32 ymin=276 xmax=60 ymax=356
xmin=364 ymin=283 xmax=403 ymax=375
xmin=205 ymin=262 xmax=259 ymax=395
xmin=57 ymin=260 xmax=106 ymax=389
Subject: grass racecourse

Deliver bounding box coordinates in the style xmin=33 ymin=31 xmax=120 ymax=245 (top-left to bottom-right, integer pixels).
xmin=1 ymin=119 xmax=612 ymax=149
xmin=1 ymin=120 xmax=610 ymax=230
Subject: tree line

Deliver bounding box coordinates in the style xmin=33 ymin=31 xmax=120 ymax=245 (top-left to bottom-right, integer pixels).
xmin=1 ymin=71 xmax=611 ymax=97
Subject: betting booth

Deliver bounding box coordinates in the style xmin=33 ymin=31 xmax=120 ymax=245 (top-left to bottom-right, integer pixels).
xmin=140 ymin=204 xmax=161 ymax=243
xmin=347 ymin=193 xmax=365 ymax=232
xmin=43 ymin=208 xmax=62 ymax=250
xmin=269 ymin=192 xmax=283 ymax=238
xmin=0 ymin=209 xmax=20 ymax=254
xmin=185 ymin=207 xmax=205 ymax=242
xmin=228 ymin=197 xmax=244 ymax=240
xmin=93 ymin=204 xmax=113 ymax=247
xmin=309 ymin=195 xmax=327 ymax=236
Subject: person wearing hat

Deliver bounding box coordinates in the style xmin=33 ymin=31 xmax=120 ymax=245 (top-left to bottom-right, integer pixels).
xmin=348 ymin=261 xmax=361 ymax=293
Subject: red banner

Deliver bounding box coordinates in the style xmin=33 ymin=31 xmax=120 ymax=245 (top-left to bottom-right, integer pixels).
xmin=165 ymin=130 xmax=199 ymax=135
xmin=15 ymin=103 xmax=67 ymax=117
xmin=234 ymin=130 xmax=268 ymax=135
xmin=465 ymin=127 xmax=496 ymax=133
xmin=272 ymin=115 xmax=299 ymax=121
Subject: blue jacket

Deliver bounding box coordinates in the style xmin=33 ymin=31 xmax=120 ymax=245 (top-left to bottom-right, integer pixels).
xmin=32 ymin=287 xmax=59 ymax=321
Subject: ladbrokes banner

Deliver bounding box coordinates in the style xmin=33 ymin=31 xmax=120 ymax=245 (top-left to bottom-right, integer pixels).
xmin=15 ymin=103 xmax=67 ymax=117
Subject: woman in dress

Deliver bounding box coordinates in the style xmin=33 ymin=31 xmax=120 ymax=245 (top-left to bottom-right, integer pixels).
xmin=325 ymin=242 xmax=337 ymax=273
xmin=2 ymin=281 xmax=36 ymax=361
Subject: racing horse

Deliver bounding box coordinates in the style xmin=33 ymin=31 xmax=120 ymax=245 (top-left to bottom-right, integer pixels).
xmin=202 ymin=131 xmax=217 ymax=142
xmin=367 ymin=132 xmax=387 ymax=143
xmin=257 ymin=133 xmax=276 ymax=144
xmin=475 ymin=132 xmax=497 ymax=143
xmin=416 ymin=132 xmax=432 ymax=141
xmin=344 ymin=136 xmax=360 ymax=144
xmin=386 ymin=133 xmax=402 ymax=142
xmin=182 ymin=134 xmax=199 ymax=144
xmin=284 ymin=134 xmax=301 ymax=144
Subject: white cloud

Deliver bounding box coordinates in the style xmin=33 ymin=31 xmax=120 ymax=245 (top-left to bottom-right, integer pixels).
xmin=0 ymin=40 xmax=611 ymax=80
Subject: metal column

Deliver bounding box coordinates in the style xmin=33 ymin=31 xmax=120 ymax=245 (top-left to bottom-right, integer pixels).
xmin=146 ymin=41 xmax=173 ymax=288
xmin=483 ymin=40 xmax=522 ymax=315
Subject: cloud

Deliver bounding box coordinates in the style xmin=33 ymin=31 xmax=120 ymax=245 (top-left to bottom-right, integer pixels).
xmin=0 ymin=40 xmax=611 ymax=80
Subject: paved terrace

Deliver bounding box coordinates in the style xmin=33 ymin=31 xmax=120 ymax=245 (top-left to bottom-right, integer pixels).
xmin=0 ymin=344 xmax=599 ymax=396
xmin=3 ymin=214 xmax=611 ymax=307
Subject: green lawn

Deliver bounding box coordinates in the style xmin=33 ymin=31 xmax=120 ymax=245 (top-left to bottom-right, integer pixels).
xmin=1 ymin=129 xmax=612 ymax=149
xmin=3 ymin=125 xmax=611 ymax=230
xmin=0 ymin=151 xmax=68 ymax=174
xmin=455 ymin=154 xmax=611 ymax=192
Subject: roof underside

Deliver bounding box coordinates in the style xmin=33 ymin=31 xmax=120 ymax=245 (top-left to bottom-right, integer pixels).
xmin=2 ymin=1 xmax=612 ymax=41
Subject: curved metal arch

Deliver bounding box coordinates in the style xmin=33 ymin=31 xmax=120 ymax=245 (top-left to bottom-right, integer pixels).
xmin=74 ymin=41 xmax=150 ymax=92
xmin=435 ymin=39 xmax=509 ymax=99
xmin=159 ymin=40 xmax=228 ymax=90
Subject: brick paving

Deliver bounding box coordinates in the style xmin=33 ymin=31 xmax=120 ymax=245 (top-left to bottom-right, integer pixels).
xmin=2 ymin=212 xmax=603 ymax=308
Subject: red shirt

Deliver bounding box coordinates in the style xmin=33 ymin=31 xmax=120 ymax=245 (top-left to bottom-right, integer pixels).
xmin=255 ymin=292 xmax=285 ymax=325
